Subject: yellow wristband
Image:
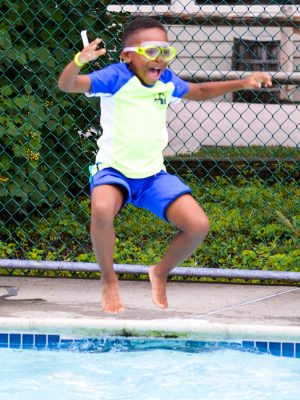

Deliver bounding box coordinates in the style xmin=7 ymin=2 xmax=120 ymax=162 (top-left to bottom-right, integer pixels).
xmin=74 ymin=52 xmax=86 ymax=67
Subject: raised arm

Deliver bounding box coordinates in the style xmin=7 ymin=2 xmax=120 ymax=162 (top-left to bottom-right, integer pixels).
xmin=184 ymin=71 xmax=272 ymax=101
xmin=58 ymin=38 xmax=106 ymax=93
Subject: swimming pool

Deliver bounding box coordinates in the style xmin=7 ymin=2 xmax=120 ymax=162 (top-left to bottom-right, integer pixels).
xmin=1 ymin=333 xmax=300 ymax=400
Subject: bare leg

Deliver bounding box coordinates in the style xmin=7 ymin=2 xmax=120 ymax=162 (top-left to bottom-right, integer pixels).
xmin=90 ymin=185 xmax=125 ymax=313
xmin=149 ymin=194 xmax=210 ymax=309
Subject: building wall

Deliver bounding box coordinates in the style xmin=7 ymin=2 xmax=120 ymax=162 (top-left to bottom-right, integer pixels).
xmin=166 ymin=24 xmax=299 ymax=152
xmin=107 ymin=3 xmax=300 ymax=150
xmin=168 ymin=25 xmax=300 ymax=102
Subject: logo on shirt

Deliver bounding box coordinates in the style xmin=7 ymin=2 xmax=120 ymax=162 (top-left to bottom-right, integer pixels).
xmin=154 ymin=93 xmax=166 ymax=107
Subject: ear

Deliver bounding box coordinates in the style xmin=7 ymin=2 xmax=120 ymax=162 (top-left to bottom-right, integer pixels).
xmin=120 ymin=51 xmax=131 ymax=63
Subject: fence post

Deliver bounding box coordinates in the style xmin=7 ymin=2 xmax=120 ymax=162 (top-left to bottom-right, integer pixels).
xmin=280 ymin=5 xmax=296 ymax=101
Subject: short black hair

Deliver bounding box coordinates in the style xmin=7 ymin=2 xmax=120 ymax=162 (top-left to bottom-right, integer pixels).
xmin=122 ymin=17 xmax=167 ymax=46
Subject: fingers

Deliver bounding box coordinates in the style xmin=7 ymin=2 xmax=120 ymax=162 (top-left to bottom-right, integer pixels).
xmin=244 ymin=72 xmax=272 ymax=90
xmin=89 ymin=38 xmax=103 ymax=49
xmin=80 ymin=38 xmax=106 ymax=63
xmin=254 ymin=72 xmax=272 ymax=88
xmin=261 ymin=74 xmax=272 ymax=88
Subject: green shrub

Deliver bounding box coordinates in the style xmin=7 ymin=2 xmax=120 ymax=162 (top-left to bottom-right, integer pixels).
xmin=1 ymin=176 xmax=299 ymax=272
xmin=1 ymin=0 xmax=126 ymax=215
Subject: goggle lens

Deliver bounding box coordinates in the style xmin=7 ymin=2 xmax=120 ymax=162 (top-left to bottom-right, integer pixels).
xmin=139 ymin=46 xmax=176 ymax=61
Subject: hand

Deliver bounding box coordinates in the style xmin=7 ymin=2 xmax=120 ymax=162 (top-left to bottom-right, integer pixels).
xmin=243 ymin=71 xmax=273 ymax=90
xmin=78 ymin=38 xmax=106 ymax=64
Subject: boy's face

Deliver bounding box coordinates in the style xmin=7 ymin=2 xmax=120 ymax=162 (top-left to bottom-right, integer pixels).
xmin=121 ymin=28 xmax=171 ymax=85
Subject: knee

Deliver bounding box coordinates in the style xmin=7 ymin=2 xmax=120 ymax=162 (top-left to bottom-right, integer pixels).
xmin=188 ymin=214 xmax=210 ymax=240
xmin=91 ymin=200 xmax=115 ymax=225
xmin=201 ymin=214 xmax=210 ymax=234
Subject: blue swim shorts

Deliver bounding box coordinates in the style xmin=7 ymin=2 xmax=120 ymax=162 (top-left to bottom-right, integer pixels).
xmin=90 ymin=167 xmax=192 ymax=222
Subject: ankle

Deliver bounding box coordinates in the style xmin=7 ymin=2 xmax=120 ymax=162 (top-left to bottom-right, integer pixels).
xmin=150 ymin=265 xmax=168 ymax=280
xmin=101 ymin=272 xmax=119 ymax=285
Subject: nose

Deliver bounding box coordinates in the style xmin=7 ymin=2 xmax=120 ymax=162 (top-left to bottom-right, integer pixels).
xmin=154 ymin=52 xmax=165 ymax=62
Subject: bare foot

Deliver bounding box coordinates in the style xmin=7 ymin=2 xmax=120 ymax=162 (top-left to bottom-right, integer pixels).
xmin=149 ymin=266 xmax=168 ymax=309
xmin=102 ymin=280 xmax=124 ymax=313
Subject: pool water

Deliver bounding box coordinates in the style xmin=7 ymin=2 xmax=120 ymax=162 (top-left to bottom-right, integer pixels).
xmin=1 ymin=336 xmax=300 ymax=400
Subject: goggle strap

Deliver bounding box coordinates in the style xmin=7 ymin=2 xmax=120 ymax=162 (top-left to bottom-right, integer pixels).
xmin=123 ymin=47 xmax=138 ymax=52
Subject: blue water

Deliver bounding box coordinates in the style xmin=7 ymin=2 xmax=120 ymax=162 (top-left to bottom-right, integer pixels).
xmin=1 ymin=338 xmax=300 ymax=400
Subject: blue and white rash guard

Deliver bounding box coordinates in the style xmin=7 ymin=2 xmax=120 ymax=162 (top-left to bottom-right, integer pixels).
xmin=88 ymin=62 xmax=189 ymax=178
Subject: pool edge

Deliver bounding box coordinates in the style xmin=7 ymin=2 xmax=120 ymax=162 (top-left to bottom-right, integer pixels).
xmin=0 ymin=317 xmax=299 ymax=341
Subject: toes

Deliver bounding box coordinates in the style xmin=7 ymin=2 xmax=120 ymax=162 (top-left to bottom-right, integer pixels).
xmin=103 ymin=303 xmax=124 ymax=313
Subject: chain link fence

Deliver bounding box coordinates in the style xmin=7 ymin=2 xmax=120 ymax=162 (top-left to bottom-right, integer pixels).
xmin=1 ymin=0 xmax=299 ymax=279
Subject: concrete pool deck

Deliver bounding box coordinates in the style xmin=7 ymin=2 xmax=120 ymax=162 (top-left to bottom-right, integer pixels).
xmin=1 ymin=276 xmax=300 ymax=340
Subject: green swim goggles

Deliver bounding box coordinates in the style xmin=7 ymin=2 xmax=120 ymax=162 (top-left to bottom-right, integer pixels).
xmin=123 ymin=41 xmax=177 ymax=61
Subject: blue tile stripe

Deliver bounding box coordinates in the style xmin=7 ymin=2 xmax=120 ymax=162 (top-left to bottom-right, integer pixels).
xmin=0 ymin=333 xmax=60 ymax=349
xmin=242 ymin=340 xmax=300 ymax=358
xmin=0 ymin=333 xmax=300 ymax=358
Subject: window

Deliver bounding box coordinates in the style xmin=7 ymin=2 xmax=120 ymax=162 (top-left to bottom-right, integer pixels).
xmin=232 ymin=38 xmax=281 ymax=103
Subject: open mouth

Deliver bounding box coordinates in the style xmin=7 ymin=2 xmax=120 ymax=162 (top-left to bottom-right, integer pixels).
xmin=147 ymin=66 xmax=162 ymax=81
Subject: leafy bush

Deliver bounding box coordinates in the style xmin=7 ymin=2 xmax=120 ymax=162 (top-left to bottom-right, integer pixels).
xmin=1 ymin=0 xmax=126 ymax=216
xmin=1 ymin=176 xmax=299 ymax=272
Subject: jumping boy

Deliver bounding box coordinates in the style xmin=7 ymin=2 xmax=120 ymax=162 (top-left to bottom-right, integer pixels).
xmin=58 ymin=17 xmax=272 ymax=313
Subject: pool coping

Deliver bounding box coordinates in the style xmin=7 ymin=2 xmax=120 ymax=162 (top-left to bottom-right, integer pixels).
xmin=1 ymin=317 xmax=300 ymax=342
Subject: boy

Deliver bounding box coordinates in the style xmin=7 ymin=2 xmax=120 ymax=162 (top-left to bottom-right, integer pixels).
xmin=58 ymin=17 xmax=272 ymax=313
